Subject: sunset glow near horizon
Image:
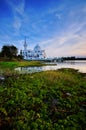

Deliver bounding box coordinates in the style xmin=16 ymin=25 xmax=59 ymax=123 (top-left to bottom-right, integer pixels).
xmin=0 ymin=0 xmax=86 ymax=57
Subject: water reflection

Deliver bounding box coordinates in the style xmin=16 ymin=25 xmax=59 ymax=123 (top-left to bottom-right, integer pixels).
xmin=15 ymin=66 xmax=43 ymax=73
xmin=15 ymin=60 xmax=86 ymax=73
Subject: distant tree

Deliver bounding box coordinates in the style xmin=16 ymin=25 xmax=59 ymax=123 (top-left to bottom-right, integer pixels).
xmin=17 ymin=54 xmax=23 ymax=59
xmin=20 ymin=50 xmax=22 ymax=56
xmin=10 ymin=45 xmax=18 ymax=56
xmin=1 ymin=45 xmax=18 ymax=58
xmin=0 ymin=51 xmax=1 ymax=57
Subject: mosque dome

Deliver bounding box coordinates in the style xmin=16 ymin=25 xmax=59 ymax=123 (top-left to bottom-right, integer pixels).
xmin=34 ymin=44 xmax=41 ymax=51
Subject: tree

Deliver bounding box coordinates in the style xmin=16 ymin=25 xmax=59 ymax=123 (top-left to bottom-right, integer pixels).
xmin=10 ymin=45 xmax=18 ymax=57
xmin=1 ymin=45 xmax=18 ymax=58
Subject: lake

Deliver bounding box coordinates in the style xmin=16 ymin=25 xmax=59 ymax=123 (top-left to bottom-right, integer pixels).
xmin=15 ymin=60 xmax=86 ymax=73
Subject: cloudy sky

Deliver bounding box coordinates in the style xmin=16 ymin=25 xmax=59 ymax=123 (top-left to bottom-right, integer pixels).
xmin=0 ymin=0 xmax=86 ymax=57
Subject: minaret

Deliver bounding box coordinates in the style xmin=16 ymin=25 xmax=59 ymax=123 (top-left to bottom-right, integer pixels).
xmin=24 ymin=37 xmax=27 ymax=51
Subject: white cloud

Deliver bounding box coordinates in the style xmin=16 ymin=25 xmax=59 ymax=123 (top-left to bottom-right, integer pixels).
xmin=39 ymin=21 xmax=86 ymax=57
xmin=55 ymin=13 xmax=62 ymax=19
xmin=48 ymin=5 xmax=64 ymax=14
xmin=13 ymin=16 xmax=22 ymax=31
xmin=6 ymin=0 xmax=26 ymax=33
xmin=6 ymin=0 xmax=25 ymax=16
xmin=14 ymin=0 xmax=25 ymax=15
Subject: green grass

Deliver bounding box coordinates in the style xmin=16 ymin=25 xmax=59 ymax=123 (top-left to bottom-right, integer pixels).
xmin=0 ymin=61 xmax=18 ymax=68
xmin=0 ymin=61 xmax=43 ymax=76
xmin=0 ymin=61 xmax=45 ymax=69
xmin=0 ymin=68 xmax=86 ymax=129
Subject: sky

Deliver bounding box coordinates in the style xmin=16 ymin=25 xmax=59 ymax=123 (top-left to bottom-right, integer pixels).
xmin=0 ymin=0 xmax=86 ymax=57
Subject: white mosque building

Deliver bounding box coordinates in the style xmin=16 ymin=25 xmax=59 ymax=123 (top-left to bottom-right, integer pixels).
xmin=20 ymin=39 xmax=46 ymax=60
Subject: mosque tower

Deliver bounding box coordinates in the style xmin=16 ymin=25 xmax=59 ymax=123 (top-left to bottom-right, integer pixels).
xmin=24 ymin=37 xmax=27 ymax=51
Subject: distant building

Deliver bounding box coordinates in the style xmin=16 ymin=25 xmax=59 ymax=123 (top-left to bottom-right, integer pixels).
xmin=20 ymin=39 xmax=46 ymax=60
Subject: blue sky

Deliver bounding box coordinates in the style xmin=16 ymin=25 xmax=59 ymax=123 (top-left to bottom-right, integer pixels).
xmin=0 ymin=0 xmax=86 ymax=57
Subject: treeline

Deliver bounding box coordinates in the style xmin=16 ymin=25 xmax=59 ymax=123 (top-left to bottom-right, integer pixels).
xmin=0 ymin=45 xmax=23 ymax=61
xmin=52 ymin=56 xmax=86 ymax=62
xmin=62 ymin=56 xmax=86 ymax=60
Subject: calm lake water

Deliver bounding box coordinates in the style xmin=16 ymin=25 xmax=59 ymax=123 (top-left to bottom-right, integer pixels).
xmin=15 ymin=60 xmax=86 ymax=73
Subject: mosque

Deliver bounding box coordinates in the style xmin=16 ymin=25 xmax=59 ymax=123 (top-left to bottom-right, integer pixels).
xmin=20 ymin=39 xmax=46 ymax=60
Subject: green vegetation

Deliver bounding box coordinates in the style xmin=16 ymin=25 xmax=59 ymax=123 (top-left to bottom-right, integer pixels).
xmin=0 ymin=68 xmax=86 ymax=129
xmin=0 ymin=60 xmax=56 ymax=76
xmin=0 ymin=61 xmax=47 ymax=69
xmin=0 ymin=45 xmax=20 ymax=60
xmin=0 ymin=44 xmax=23 ymax=61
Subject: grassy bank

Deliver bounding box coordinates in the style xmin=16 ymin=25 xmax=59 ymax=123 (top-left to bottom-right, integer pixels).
xmin=0 ymin=61 xmax=46 ymax=69
xmin=0 ymin=61 xmax=45 ymax=75
xmin=0 ymin=68 xmax=86 ymax=129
